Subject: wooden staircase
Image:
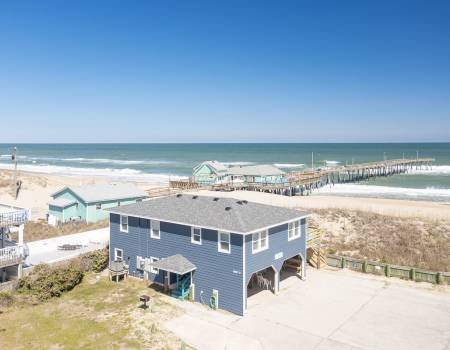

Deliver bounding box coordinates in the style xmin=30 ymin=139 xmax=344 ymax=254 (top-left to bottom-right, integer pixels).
xmin=307 ymin=222 xmax=327 ymax=269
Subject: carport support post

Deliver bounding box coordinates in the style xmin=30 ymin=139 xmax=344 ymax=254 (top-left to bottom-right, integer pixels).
xmin=274 ymin=269 xmax=280 ymax=294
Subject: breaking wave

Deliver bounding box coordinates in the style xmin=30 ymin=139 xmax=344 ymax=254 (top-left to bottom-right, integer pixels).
xmin=0 ymin=163 xmax=186 ymax=183
xmin=274 ymin=163 xmax=304 ymax=168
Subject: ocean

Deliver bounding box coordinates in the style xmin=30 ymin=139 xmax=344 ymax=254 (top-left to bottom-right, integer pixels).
xmin=0 ymin=143 xmax=449 ymax=203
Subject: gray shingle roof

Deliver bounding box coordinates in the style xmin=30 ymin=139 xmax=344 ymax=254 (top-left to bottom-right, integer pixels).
xmin=150 ymin=254 xmax=196 ymax=275
xmin=106 ymin=195 xmax=308 ymax=234
xmin=52 ymin=183 xmax=148 ymax=203
xmin=226 ymin=164 xmax=285 ymax=176
xmin=49 ymin=198 xmax=76 ymax=208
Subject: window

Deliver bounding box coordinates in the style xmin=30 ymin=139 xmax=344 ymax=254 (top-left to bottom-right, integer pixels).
xmin=150 ymin=220 xmax=160 ymax=239
xmin=218 ymin=232 xmax=231 ymax=253
xmin=120 ymin=215 xmax=128 ymax=232
xmin=150 ymin=257 xmax=159 ymax=274
xmin=191 ymin=227 xmax=202 ymax=245
xmin=136 ymin=256 xmax=145 ymax=270
xmin=288 ymin=220 xmax=301 ymax=241
xmin=96 ymin=203 xmax=102 ymax=210
xmin=114 ymin=248 xmax=123 ymax=261
xmin=252 ymin=230 xmax=268 ymax=253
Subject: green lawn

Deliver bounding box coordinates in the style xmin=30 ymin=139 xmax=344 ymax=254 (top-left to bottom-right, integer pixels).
xmin=0 ymin=274 xmax=188 ymax=350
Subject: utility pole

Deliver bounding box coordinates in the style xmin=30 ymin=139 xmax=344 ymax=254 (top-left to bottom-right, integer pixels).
xmin=311 ymin=152 xmax=314 ymax=171
xmin=416 ymin=150 xmax=419 ymax=160
xmin=12 ymin=147 xmax=17 ymax=188
xmin=383 ymin=152 xmax=386 ymax=161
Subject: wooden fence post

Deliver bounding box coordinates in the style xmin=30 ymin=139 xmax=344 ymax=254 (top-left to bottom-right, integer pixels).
xmin=341 ymin=257 xmax=345 ymax=269
xmin=385 ymin=264 xmax=391 ymax=278
xmin=410 ymin=268 xmax=416 ymax=281
xmin=362 ymin=260 xmax=368 ymax=273
xmin=436 ymin=272 xmax=442 ymax=285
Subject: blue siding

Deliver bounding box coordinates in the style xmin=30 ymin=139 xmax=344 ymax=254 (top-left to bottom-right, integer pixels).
xmin=110 ymin=213 xmax=244 ymax=315
xmin=245 ymin=219 xmax=307 ymax=285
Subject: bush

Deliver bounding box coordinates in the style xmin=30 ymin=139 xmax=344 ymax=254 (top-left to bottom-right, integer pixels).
xmin=80 ymin=248 xmax=109 ymax=273
xmin=18 ymin=262 xmax=84 ymax=301
xmin=0 ymin=291 xmax=14 ymax=308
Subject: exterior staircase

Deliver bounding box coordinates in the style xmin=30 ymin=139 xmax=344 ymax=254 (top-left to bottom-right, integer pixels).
xmin=307 ymin=221 xmax=327 ymax=269
xmin=171 ymin=274 xmax=190 ymax=300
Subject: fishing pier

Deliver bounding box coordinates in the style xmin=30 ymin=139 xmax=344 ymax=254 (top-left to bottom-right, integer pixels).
xmin=165 ymin=158 xmax=434 ymax=197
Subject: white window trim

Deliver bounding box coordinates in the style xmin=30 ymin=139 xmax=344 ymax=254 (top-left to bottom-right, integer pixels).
xmin=136 ymin=256 xmax=145 ymax=270
xmin=150 ymin=256 xmax=159 ymax=274
xmin=191 ymin=227 xmax=202 ymax=245
xmin=150 ymin=220 xmax=161 ymax=239
xmin=218 ymin=231 xmax=231 ymax=254
xmin=252 ymin=230 xmax=269 ymax=254
xmin=288 ymin=220 xmax=301 ymax=241
xmin=120 ymin=215 xmax=128 ymax=233
xmin=114 ymin=248 xmax=123 ymax=261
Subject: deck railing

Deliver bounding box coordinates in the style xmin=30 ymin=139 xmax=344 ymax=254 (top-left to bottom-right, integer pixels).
xmin=0 ymin=208 xmax=30 ymax=227
xmin=0 ymin=245 xmax=24 ymax=268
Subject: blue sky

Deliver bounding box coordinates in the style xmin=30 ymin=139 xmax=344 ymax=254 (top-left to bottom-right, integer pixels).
xmin=0 ymin=0 xmax=449 ymax=143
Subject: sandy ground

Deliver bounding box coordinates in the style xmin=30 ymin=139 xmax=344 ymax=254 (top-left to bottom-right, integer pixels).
xmin=194 ymin=190 xmax=450 ymax=221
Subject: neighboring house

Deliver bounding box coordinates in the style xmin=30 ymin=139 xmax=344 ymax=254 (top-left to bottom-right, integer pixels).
xmin=0 ymin=203 xmax=29 ymax=282
xmin=192 ymin=160 xmax=228 ymax=184
xmin=192 ymin=160 xmax=286 ymax=186
xmin=107 ymin=194 xmax=308 ymax=315
xmin=48 ymin=183 xmax=148 ymax=224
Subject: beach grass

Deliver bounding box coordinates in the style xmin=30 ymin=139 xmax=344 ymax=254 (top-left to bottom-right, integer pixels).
xmin=0 ymin=274 xmax=184 ymax=350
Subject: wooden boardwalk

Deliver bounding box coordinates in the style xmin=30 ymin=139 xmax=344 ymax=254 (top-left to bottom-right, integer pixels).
xmin=165 ymin=158 xmax=434 ymax=197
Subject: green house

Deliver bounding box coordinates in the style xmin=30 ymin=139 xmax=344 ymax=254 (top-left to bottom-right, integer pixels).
xmin=48 ymin=183 xmax=148 ymax=224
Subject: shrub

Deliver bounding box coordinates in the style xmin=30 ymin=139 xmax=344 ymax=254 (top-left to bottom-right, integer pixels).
xmin=0 ymin=291 xmax=14 ymax=308
xmin=80 ymin=248 xmax=109 ymax=273
xmin=18 ymin=262 xmax=84 ymax=301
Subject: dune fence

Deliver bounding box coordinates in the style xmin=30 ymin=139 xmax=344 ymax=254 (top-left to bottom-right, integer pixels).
xmin=326 ymin=254 xmax=450 ymax=285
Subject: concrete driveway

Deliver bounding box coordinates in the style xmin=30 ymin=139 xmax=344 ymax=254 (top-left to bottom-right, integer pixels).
xmin=164 ymin=268 xmax=450 ymax=350
xmin=25 ymin=227 xmax=109 ymax=266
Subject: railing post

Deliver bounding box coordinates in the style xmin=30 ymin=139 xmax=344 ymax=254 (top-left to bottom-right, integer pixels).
xmin=436 ymin=272 xmax=442 ymax=285
xmin=362 ymin=260 xmax=368 ymax=273
xmin=341 ymin=257 xmax=345 ymax=269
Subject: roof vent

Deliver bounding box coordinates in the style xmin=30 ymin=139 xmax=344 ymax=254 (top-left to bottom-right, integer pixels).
xmin=176 ymin=194 xmax=182 ymax=198
xmin=192 ymin=195 xmax=198 ymax=199
xmin=225 ymin=206 xmax=232 ymax=211
xmin=213 ymin=197 xmax=219 ymax=201
xmin=236 ymin=200 xmax=243 ymax=205
xmin=243 ymin=200 xmax=248 ymax=204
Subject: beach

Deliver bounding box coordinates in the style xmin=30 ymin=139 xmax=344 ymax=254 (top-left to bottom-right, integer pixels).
xmin=2 ymin=168 xmax=449 ymax=222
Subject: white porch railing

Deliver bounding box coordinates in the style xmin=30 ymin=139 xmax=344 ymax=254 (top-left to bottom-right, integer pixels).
xmin=0 ymin=245 xmax=24 ymax=268
xmin=0 ymin=208 xmax=29 ymax=227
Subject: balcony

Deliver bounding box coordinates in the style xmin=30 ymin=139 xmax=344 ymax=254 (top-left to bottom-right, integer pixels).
xmin=0 ymin=205 xmax=30 ymax=227
xmin=0 ymin=245 xmax=26 ymax=269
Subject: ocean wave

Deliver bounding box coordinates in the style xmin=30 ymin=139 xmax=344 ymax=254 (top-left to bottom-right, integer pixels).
xmin=274 ymin=163 xmax=304 ymax=168
xmin=407 ymin=165 xmax=450 ymax=176
xmin=0 ymin=155 xmax=175 ymax=166
xmin=316 ymin=183 xmax=450 ymax=199
xmin=0 ymin=163 xmax=187 ymax=183
xmin=325 ymin=160 xmax=341 ymax=165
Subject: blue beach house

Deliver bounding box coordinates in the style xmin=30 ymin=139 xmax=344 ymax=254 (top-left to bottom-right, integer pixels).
xmin=107 ymin=194 xmax=308 ymax=315
xmin=48 ymin=183 xmax=148 ymax=224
